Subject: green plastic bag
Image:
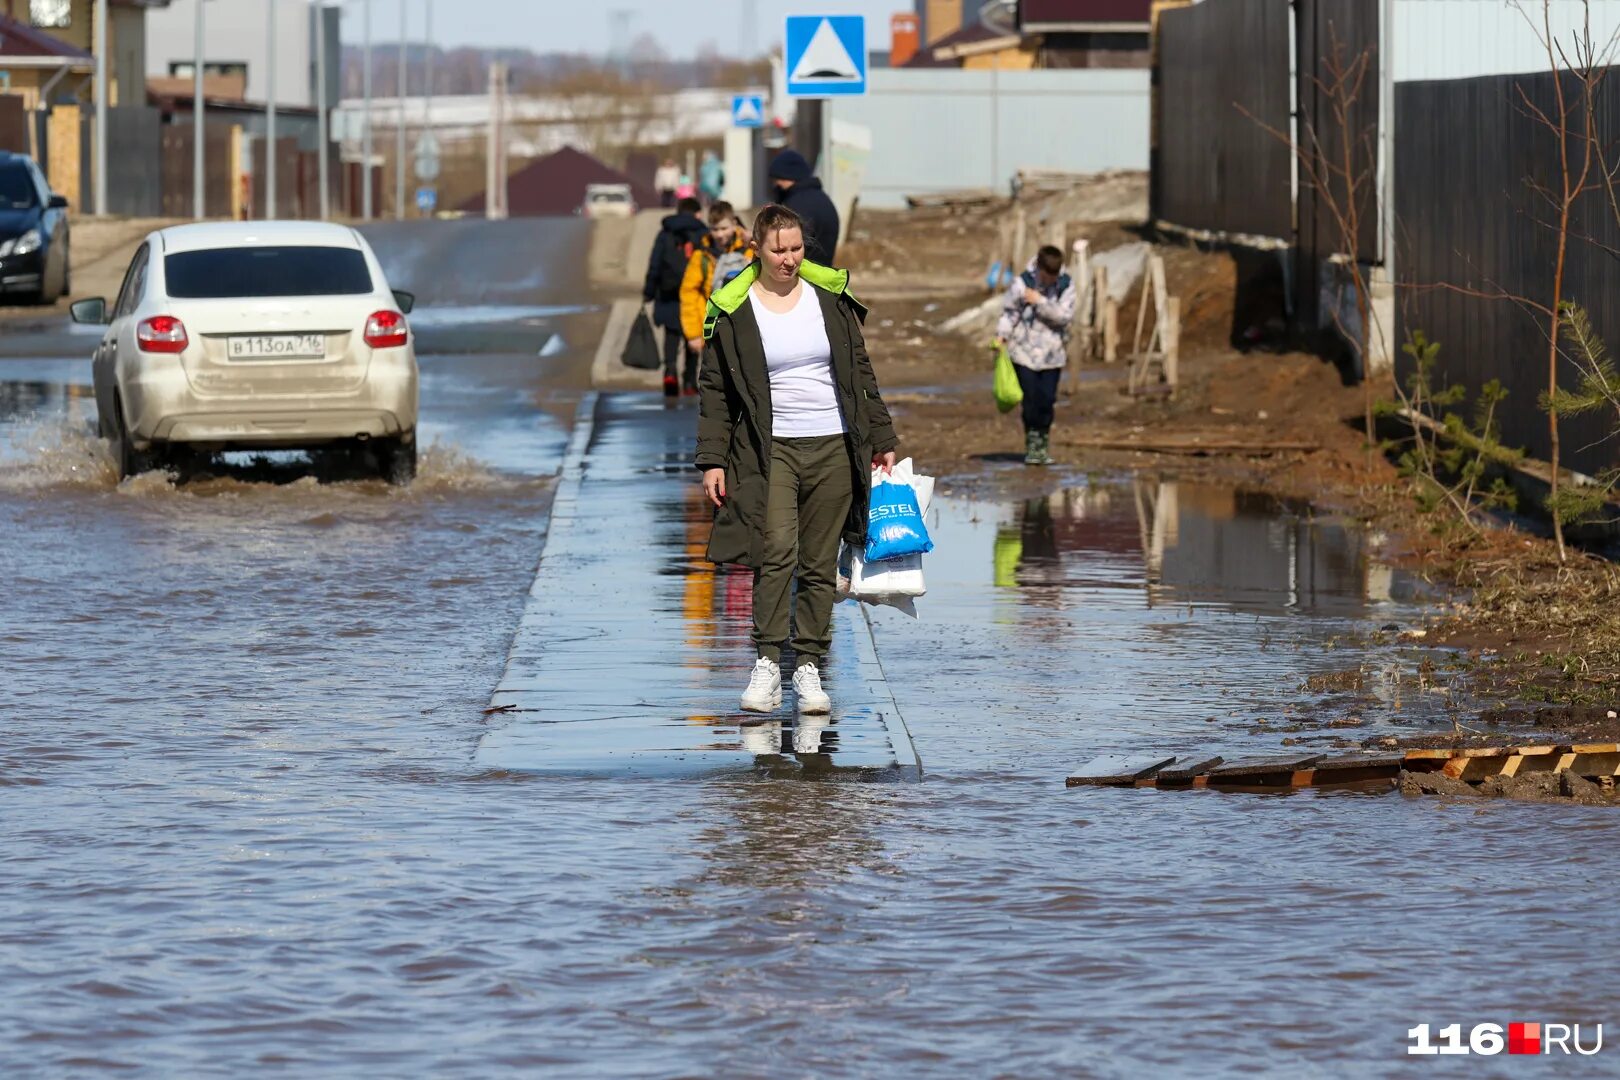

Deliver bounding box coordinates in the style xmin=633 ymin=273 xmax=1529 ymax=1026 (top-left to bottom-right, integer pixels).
xmin=993 ymin=343 xmax=1023 ymax=414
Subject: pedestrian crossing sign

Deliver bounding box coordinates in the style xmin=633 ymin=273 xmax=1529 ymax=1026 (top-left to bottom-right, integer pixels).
xmin=785 ymin=14 xmax=867 ymax=97
xmin=732 ymin=94 xmax=765 ymax=128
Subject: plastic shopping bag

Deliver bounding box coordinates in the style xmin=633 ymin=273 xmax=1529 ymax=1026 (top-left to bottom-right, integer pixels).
xmin=839 ymin=459 xmax=935 ymax=618
xmin=866 ymin=460 xmax=934 ymax=562
xmin=620 ymin=309 xmax=662 ymax=370
xmin=993 ymin=342 xmax=1023 ymax=414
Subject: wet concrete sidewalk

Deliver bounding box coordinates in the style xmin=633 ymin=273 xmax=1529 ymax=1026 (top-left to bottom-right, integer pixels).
xmin=476 ymin=393 xmax=919 ymax=778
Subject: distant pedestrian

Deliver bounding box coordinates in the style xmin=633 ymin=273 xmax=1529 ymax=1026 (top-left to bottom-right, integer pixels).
xmin=995 ymin=245 xmax=1077 ymax=466
xmin=655 ymin=157 xmax=680 ymax=208
xmin=643 ymin=195 xmax=708 ymax=397
xmin=695 ymin=204 xmax=899 ymax=716
xmin=675 ymin=174 xmax=698 ymax=202
xmin=768 ymin=148 xmax=840 ymax=265
xmin=698 ymin=150 xmax=725 ymax=204
xmin=678 ymin=201 xmax=753 ymax=394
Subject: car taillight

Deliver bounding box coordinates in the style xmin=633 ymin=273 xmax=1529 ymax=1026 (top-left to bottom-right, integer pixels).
xmin=136 ymin=315 xmax=189 ymax=354
xmin=364 ymin=310 xmax=408 ymax=349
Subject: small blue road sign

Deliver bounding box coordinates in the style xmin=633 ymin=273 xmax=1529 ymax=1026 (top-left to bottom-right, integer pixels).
xmin=785 ymin=15 xmax=867 ymax=97
xmin=415 ymin=186 xmax=437 ymax=215
xmin=731 ymin=94 xmax=765 ymax=127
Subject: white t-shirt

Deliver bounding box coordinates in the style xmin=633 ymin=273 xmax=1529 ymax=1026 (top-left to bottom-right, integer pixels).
xmin=748 ymin=284 xmax=847 ymax=438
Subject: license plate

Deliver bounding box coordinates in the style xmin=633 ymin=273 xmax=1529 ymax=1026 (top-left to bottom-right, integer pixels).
xmin=226 ymin=333 xmax=327 ymax=361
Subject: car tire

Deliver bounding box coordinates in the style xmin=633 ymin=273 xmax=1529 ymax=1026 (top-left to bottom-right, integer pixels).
xmin=377 ymin=435 xmax=416 ymax=486
xmin=110 ymin=397 xmax=155 ymax=480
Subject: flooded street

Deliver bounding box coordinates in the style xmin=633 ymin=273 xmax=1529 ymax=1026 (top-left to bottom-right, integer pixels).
xmin=3 ymin=219 xmax=1616 ymax=1075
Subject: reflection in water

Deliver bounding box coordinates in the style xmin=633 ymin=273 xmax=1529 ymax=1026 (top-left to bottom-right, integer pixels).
xmin=994 ymin=478 xmax=1406 ymax=616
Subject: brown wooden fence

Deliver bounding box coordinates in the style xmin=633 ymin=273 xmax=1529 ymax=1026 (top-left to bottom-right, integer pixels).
xmin=160 ymin=123 xmax=235 ymax=218
xmin=0 ymin=96 xmax=29 ymax=155
xmin=1395 ymin=69 xmax=1618 ymax=477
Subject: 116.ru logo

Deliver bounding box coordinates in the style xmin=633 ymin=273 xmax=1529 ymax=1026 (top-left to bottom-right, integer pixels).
xmin=1408 ymin=1023 xmax=1603 ymax=1056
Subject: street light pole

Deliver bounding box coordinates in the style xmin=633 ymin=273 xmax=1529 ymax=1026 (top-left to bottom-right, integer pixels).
xmin=316 ymin=1 xmax=330 ymax=220
xmin=266 ymin=0 xmax=278 ymax=219
xmin=362 ymin=0 xmax=373 ymax=220
xmin=194 ymin=0 xmax=206 ymax=220
xmin=396 ymin=0 xmax=406 ymax=220
xmin=94 ymin=0 xmax=107 ymax=215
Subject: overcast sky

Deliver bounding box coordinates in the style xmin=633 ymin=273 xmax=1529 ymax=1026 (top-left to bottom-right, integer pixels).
xmin=341 ymin=0 xmax=911 ymax=59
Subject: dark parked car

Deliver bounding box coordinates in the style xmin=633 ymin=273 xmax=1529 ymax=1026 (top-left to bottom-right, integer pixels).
xmin=0 ymin=151 xmax=71 ymax=305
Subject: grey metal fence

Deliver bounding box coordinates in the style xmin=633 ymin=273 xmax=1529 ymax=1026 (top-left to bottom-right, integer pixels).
xmin=106 ymin=106 xmax=164 ymax=217
xmin=1395 ymin=69 xmax=1617 ymax=477
xmin=1154 ymin=0 xmax=1381 ymax=327
xmin=1155 ymin=0 xmax=1292 ymax=240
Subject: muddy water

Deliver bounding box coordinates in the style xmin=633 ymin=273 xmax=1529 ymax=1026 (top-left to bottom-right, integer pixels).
xmin=4 ymin=222 xmax=1618 ymax=1073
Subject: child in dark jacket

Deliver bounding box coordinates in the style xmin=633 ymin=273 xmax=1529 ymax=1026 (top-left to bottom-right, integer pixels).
xmin=642 ymin=196 xmax=707 ymax=396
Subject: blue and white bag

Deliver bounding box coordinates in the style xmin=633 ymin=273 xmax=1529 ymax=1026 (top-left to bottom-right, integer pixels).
xmin=839 ymin=459 xmax=935 ymax=618
xmin=866 ymin=465 xmax=934 ymax=562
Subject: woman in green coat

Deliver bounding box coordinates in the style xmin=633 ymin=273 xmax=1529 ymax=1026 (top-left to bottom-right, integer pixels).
xmin=695 ymin=204 xmax=900 ymax=715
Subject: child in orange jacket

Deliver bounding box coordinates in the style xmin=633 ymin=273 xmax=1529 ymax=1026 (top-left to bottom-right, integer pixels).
xmin=679 ymin=201 xmax=754 ymax=394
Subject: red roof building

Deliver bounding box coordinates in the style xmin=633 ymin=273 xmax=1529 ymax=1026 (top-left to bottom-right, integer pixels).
xmin=460 ymin=146 xmax=659 ymax=218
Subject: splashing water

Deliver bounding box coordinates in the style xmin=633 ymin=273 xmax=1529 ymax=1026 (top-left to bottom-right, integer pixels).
xmin=0 ymin=419 xmax=540 ymax=499
xmin=0 ymin=418 xmax=118 ymax=492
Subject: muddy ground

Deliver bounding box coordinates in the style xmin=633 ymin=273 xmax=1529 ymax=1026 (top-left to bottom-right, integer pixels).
xmin=840 ymin=182 xmax=1620 ymax=735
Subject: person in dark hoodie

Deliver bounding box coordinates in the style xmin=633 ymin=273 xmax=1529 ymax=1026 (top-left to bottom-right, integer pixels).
xmin=643 ymin=196 xmax=709 ymax=396
xmin=768 ymin=149 xmax=840 ymax=265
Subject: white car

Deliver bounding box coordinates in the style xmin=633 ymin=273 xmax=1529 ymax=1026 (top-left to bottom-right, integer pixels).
xmin=581 ymin=183 xmax=636 ymax=219
xmin=73 ymin=221 xmax=419 ymax=483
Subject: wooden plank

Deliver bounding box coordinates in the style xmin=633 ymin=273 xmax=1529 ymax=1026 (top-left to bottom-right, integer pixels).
xmin=1298 ymin=752 xmax=1407 ymax=788
xmin=1067 ymin=754 xmax=1177 ymax=787
xmin=1207 ymin=753 xmax=1324 ymax=779
xmin=1152 ymin=755 xmax=1224 ymax=783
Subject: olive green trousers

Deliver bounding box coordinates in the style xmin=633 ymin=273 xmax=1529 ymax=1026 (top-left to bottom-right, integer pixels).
xmin=754 ymin=434 xmax=854 ymax=667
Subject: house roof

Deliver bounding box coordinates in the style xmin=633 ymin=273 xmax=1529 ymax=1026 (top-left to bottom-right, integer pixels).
xmin=0 ymin=13 xmax=93 ymax=59
xmin=903 ymin=21 xmax=1000 ymax=67
xmin=1019 ymin=0 xmax=1152 ymax=30
xmin=461 ymin=146 xmax=659 ymax=217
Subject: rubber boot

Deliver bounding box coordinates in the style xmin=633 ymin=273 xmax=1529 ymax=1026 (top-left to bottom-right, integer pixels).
xmin=1033 ymin=431 xmax=1052 ymax=466
xmin=1024 ymin=429 xmax=1040 ymax=466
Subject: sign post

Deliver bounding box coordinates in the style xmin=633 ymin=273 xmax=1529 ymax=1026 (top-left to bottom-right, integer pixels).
xmin=784 ymin=15 xmax=868 ymax=177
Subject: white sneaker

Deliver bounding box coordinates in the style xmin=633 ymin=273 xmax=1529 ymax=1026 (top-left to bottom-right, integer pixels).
xmin=740 ymin=658 xmax=781 ymax=713
xmin=793 ymin=663 xmax=831 ymax=714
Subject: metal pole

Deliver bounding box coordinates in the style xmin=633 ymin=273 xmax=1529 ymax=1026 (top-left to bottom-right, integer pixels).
xmin=485 ymin=61 xmax=497 ymax=219
xmin=316 ymin=1 xmax=330 ymax=220
xmin=194 ymin=0 xmax=206 ymax=219
xmin=396 ymin=0 xmax=407 ymax=219
xmin=424 ymin=0 xmax=432 ymax=133
xmin=266 ymin=0 xmax=278 ymax=218
xmin=362 ymin=0 xmax=374 ymax=220
xmin=94 ymin=0 xmax=107 ymax=215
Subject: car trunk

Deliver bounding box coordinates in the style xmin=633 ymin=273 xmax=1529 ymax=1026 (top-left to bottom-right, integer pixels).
xmin=171 ymin=297 xmax=376 ymax=399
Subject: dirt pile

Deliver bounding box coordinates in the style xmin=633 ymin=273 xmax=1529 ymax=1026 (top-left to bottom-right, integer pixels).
xmin=1400 ymin=768 xmax=1619 ymax=805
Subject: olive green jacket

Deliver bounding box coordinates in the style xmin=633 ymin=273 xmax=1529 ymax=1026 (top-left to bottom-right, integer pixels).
xmin=694 ymin=260 xmax=900 ymax=568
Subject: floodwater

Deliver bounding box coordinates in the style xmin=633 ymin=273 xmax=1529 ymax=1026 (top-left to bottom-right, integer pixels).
xmin=3 ymin=220 xmax=1618 ymax=1075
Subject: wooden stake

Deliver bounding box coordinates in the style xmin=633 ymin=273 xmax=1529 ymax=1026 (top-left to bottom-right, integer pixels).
xmin=1092 ymin=265 xmax=1109 ymax=361
xmin=1164 ymin=295 xmax=1181 ymax=397
xmin=1103 ymin=298 xmax=1119 ymax=365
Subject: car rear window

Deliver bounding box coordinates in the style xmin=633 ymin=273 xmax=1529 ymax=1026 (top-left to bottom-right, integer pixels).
xmin=164 ymin=246 xmax=374 ymax=299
